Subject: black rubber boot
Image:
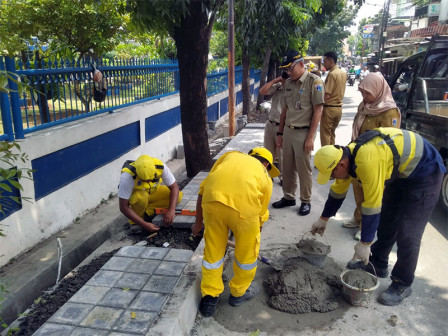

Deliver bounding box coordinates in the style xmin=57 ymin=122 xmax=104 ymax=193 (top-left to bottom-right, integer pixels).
xmin=199 ymin=295 xmax=219 ymax=317
xmin=378 ymin=281 xmax=412 ymax=306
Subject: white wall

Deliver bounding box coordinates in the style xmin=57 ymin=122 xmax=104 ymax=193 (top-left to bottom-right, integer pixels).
xmin=0 ymin=80 xmax=259 ymax=268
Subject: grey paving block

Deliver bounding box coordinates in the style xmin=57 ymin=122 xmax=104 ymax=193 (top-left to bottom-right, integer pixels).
xmin=164 ymin=249 xmax=193 ymax=263
xmin=139 ymin=247 xmax=169 ymax=260
xmin=154 ymin=261 xmax=186 ymax=276
xmin=129 ymin=292 xmax=168 ymax=312
xmin=33 ymin=323 xmax=74 ymax=335
xmin=71 ymin=327 xmax=109 ymax=335
xmin=108 ymin=332 xmax=139 ymax=336
xmin=48 ymin=302 xmax=93 ymax=325
xmin=80 ymin=306 xmax=125 ymax=330
xmin=126 ymin=259 xmax=160 ymax=274
xmin=98 ymin=288 xmax=138 ymax=308
xmin=114 ymin=272 xmax=151 ymax=290
xmin=70 ymin=285 xmax=110 ymax=305
xmin=112 ymin=310 xmax=157 ymax=334
xmin=102 ymin=257 xmax=135 ymax=272
xmin=115 ymin=246 xmax=147 ymax=258
xmin=86 ymin=270 xmax=124 ymax=287
xmin=142 ymin=275 xmax=178 ymax=294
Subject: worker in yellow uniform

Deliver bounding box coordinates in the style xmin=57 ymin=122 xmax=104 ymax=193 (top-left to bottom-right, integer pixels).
xmin=118 ymin=155 xmax=183 ymax=234
xmin=311 ymin=128 xmax=445 ymax=306
xmin=191 ymin=148 xmax=280 ymax=317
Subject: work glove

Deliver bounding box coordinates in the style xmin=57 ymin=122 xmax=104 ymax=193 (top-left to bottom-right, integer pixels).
xmin=353 ymin=242 xmax=371 ymax=265
xmin=311 ymin=218 xmax=327 ymax=236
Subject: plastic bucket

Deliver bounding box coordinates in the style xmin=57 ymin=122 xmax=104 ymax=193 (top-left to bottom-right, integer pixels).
xmin=340 ymin=269 xmax=379 ymax=307
xmin=297 ymin=233 xmax=331 ymax=268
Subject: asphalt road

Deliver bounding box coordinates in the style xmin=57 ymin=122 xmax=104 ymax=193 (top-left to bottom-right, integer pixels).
xmin=190 ymin=81 xmax=448 ymax=336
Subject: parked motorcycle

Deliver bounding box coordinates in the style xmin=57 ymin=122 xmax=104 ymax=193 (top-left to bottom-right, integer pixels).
xmin=348 ymin=74 xmax=356 ymax=86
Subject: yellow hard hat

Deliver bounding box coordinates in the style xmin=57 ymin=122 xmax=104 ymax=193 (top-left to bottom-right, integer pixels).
xmin=134 ymin=155 xmax=156 ymax=181
xmin=248 ymin=147 xmax=280 ymax=178
xmin=314 ymin=146 xmax=343 ymax=185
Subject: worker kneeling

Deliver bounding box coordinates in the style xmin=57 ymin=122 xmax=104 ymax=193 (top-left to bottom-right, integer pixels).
xmin=311 ymin=128 xmax=445 ymax=306
xmin=118 ymin=154 xmax=183 ymax=234
xmin=191 ymin=148 xmax=280 ymax=317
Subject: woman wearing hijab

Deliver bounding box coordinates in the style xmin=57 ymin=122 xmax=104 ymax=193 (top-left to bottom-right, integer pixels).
xmin=343 ymin=73 xmax=401 ymax=240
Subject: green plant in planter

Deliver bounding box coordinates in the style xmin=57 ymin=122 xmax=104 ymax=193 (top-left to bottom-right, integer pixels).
xmin=0 ymin=141 xmax=34 ymax=237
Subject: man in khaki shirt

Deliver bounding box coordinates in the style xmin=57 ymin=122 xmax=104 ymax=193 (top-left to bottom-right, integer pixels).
xmin=259 ymin=73 xmax=288 ymax=183
xmin=321 ymin=51 xmax=347 ymax=146
xmin=273 ymin=51 xmax=325 ymax=216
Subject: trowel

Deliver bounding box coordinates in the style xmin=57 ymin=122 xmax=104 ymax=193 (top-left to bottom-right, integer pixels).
xmin=227 ymin=240 xmax=283 ymax=271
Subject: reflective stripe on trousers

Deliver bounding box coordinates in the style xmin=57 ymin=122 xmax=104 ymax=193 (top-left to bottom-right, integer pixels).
xmin=201 ymin=201 xmax=260 ymax=298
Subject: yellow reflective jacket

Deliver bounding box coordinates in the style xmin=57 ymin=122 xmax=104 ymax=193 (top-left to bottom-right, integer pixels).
xmin=199 ymin=151 xmax=273 ymax=224
xmin=121 ymin=158 xmax=164 ymax=194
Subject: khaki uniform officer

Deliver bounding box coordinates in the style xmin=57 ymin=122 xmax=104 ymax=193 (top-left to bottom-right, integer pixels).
xmin=259 ymin=74 xmax=288 ymax=182
xmin=321 ymin=51 xmax=347 ymax=146
xmin=273 ymin=50 xmax=325 ymax=216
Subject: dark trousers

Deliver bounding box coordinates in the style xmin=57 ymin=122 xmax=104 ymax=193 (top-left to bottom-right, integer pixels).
xmin=370 ymin=170 xmax=444 ymax=286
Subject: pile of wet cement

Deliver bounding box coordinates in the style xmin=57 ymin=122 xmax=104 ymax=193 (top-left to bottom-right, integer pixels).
xmin=342 ymin=269 xmax=377 ymax=289
xmin=297 ymin=238 xmax=331 ymax=255
xmin=264 ymin=257 xmax=343 ymax=314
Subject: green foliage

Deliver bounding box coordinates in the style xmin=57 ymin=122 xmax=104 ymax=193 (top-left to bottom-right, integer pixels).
xmin=0 ymin=141 xmax=34 ymax=236
xmin=307 ymin=3 xmax=358 ymax=55
xmin=0 ymin=0 xmax=126 ymax=58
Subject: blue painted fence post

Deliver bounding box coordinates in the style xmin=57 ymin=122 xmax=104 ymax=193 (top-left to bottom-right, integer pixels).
xmin=0 ymin=57 xmax=15 ymax=141
xmin=5 ymin=56 xmax=24 ymax=139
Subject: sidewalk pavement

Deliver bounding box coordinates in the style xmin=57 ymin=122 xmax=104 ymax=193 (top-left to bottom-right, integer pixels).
xmin=30 ymin=124 xmax=266 ymax=336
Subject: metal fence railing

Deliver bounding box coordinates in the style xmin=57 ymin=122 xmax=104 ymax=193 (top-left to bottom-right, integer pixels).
xmin=0 ymin=55 xmax=255 ymax=141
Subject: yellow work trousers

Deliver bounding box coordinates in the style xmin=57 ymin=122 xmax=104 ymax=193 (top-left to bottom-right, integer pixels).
xmin=128 ymin=185 xmax=183 ymax=223
xmin=320 ymin=106 xmax=342 ymax=146
xmin=201 ymin=201 xmax=260 ymax=298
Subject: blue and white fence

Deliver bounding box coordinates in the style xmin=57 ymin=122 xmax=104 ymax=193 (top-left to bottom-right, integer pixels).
xmin=0 ymin=55 xmax=251 ymax=141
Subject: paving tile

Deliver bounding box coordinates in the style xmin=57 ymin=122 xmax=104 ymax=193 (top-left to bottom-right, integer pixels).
xmin=142 ymin=275 xmax=178 ymax=293
xmin=33 ymin=323 xmax=74 ymax=335
xmin=126 ymin=259 xmax=160 ymax=274
xmin=102 ymin=257 xmax=135 ymax=272
xmin=71 ymin=327 xmax=109 ymax=335
xmin=112 ymin=310 xmax=157 ymax=334
xmin=80 ymin=306 xmax=125 ymax=330
xmin=48 ymin=302 xmax=93 ymax=325
xmin=114 ymin=272 xmax=150 ymax=290
xmin=154 ymin=261 xmax=186 ymax=276
xmin=98 ymin=288 xmax=138 ymax=308
xmin=115 ymin=246 xmax=147 ymax=258
xmin=70 ymin=285 xmax=110 ymax=305
xmin=139 ymin=247 xmax=169 ymax=260
xmin=164 ymin=249 xmax=193 ymax=262
xmin=129 ymin=292 xmax=168 ymax=312
xmin=108 ymin=332 xmax=139 ymax=336
xmin=86 ymin=270 xmax=124 ymax=287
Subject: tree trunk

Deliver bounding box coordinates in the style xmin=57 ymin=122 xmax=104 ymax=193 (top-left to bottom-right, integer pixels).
xmin=267 ymin=58 xmax=277 ymax=83
xmin=173 ymin=2 xmax=212 ymax=177
xmin=241 ymin=46 xmax=251 ymax=116
xmin=256 ymin=48 xmax=271 ymax=109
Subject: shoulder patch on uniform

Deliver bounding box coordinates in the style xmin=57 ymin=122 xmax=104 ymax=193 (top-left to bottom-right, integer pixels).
xmin=314 ymin=80 xmax=323 ymax=85
xmin=392 ymin=118 xmax=398 ymax=126
xmin=315 ymin=84 xmax=323 ymax=91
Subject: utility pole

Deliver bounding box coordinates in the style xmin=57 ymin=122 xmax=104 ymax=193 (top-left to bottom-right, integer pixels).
xmin=228 ymin=0 xmax=235 ymax=137
xmin=379 ymin=0 xmax=392 ymax=67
